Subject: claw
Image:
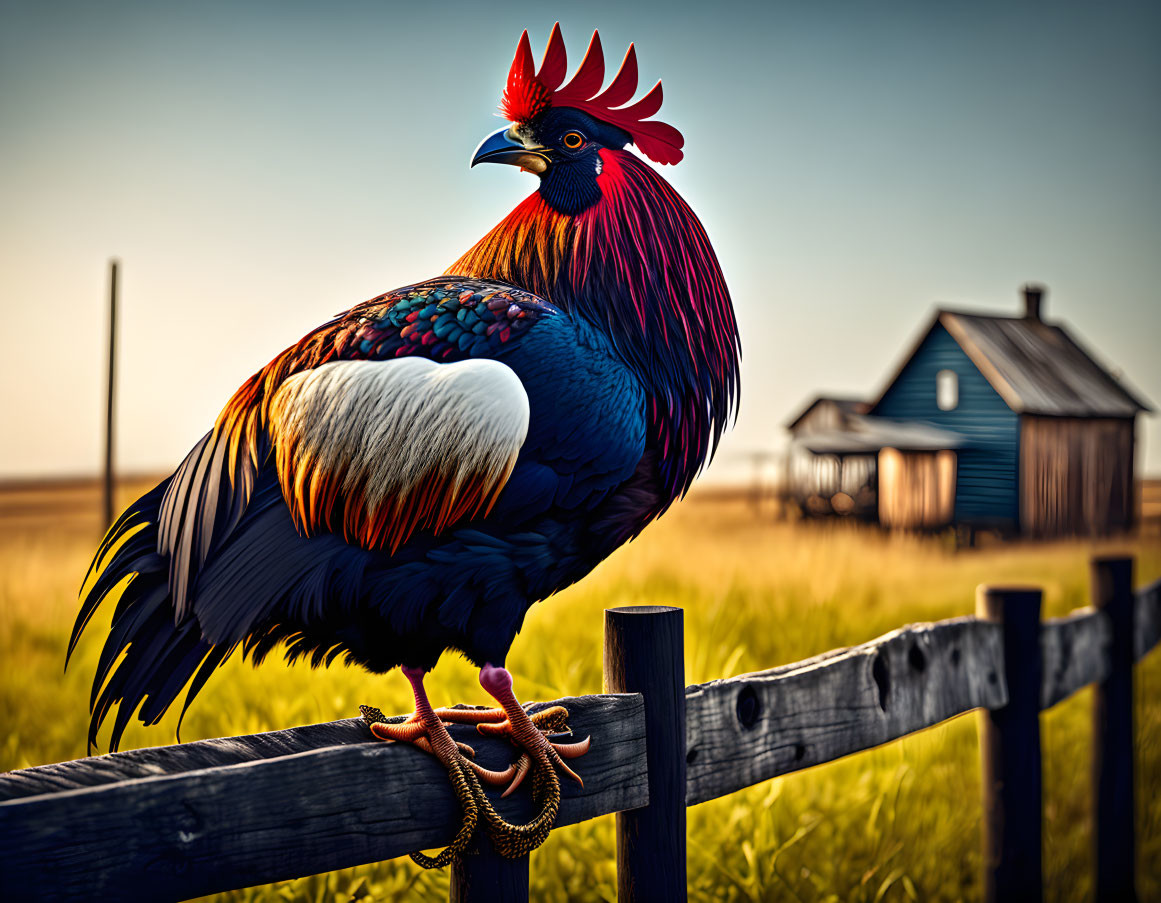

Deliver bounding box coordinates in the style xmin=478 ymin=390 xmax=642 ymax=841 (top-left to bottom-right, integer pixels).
xmin=463 ymin=758 xmax=517 ymax=786
xmin=500 ymin=754 xmax=531 ymax=798
xmin=551 ymin=736 xmax=591 ymax=759
xmin=370 ymin=720 xmax=427 ymax=742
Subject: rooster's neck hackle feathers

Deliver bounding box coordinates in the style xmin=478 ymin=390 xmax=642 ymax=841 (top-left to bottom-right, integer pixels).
xmin=449 ymin=149 xmax=740 ymax=501
xmin=500 ymin=24 xmax=685 ymax=166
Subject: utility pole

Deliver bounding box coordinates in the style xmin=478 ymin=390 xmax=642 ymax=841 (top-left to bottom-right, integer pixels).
xmin=103 ymin=259 xmax=119 ymax=530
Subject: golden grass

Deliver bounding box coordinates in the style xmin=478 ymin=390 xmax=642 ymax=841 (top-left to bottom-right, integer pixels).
xmin=1 ymin=489 xmax=1159 ymax=902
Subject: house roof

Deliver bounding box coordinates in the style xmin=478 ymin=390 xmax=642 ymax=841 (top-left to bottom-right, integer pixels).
xmin=784 ymin=395 xmax=868 ymax=431
xmin=940 ymin=312 xmax=1151 ymax=416
xmin=870 ymin=309 xmax=1152 ymax=418
xmin=793 ymin=415 xmax=965 ymax=455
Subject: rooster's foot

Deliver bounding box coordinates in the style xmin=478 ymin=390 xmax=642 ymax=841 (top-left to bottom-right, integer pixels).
xmin=464 ymin=664 xmax=591 ymax=857
xmin=420 ymin=702 xmax=582 ymax=797
xmin=469 ymin=704 xmax=590 ymax=797
xmin=360 ymin=691 xmax=485 ymax=869
xmin=359 ymin=664 xmax=591 ymax=863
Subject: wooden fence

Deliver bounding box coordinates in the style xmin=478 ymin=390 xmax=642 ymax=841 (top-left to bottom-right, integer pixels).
xmin=2 ymin=555 xmax=1158 ymax=902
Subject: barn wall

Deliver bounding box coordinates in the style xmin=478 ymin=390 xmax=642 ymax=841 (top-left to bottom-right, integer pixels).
xmin=873 ymin=323 xmax=1019 ymax=525
xmin=878 ymin=448 xmax=956 ymax=529
xmin=1019 ymin=415 xmax=1135 ymax=537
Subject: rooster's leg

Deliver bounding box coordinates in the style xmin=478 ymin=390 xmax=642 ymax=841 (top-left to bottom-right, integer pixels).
xmin=477 ymin=664 xmax=591 ymax=790
xmin=466 ymin=663 xmax=590 ymax=855
xmin=360 ymin=666 xmax=519 ymax=868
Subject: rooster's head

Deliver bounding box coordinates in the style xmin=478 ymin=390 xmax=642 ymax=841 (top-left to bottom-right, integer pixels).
xmin=471 ymin=24 xmax=684 ymax=216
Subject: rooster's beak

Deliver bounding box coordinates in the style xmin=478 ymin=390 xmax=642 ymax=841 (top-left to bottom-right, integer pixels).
xmin=471 ymin=126 xmax=550 ymax=173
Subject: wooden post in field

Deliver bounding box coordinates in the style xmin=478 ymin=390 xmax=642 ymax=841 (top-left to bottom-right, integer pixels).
xmin=450 ymin=833 xmax=529 ymax=903
xmin=102 ymin=259 xmax=119 ymax=530
xmin=977 ymin=585 xmax=1043 ymax=903
xmin=604 ymin=606 xmax=686 ymax=903
xmin=1091 ymin=555 xmax=1136 ymax=902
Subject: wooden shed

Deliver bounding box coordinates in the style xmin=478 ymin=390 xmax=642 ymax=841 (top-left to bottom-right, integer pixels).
xmin=784 ymin=397 xmax=963 ymax=521
xmin=784 ymin=397 xmax=876 ymax=517
xmin=785 ymin=286 xmax=1152 ymax=537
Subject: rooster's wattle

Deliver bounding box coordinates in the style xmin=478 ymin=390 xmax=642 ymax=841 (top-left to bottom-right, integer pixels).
xmin=70 ymin=24 xmax=741 ymax=863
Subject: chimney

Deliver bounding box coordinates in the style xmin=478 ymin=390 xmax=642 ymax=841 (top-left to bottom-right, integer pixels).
xmin=1022 ymin=283 xmax=1045 ymax=321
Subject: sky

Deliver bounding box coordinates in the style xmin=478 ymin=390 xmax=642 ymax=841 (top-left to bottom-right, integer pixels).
xmin=1 ymin=0 xmax=1159 ymax=483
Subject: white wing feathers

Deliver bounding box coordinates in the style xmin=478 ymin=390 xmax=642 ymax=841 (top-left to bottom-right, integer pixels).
xmin=267 ymin=357 xmax=529 ymax=550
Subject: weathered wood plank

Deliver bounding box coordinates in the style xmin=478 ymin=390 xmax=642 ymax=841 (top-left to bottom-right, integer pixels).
xmin=0 ymin=694 xmax=646 ymax=903
xmin=684 ymin=617 xmax=1007 ymax=806
xmin=1135 ymin=577 xmax=1161 ymax=662
xmin=1039 ymin=609 xmax=1110 ymax=709
xmin=0 ymin=718 xmax=377 ymax=802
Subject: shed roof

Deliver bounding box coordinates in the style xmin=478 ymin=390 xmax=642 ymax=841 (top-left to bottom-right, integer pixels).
xmin=939 ymin=312 xmax=1151 ymax=416
xmin=784 ymin=395 xmax=868 ymax=430
xmin=794 ymin=415 xmax=965 ymax=455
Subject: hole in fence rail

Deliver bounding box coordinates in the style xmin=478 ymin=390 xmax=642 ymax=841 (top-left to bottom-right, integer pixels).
xmin=178 ymin=801 xmax=202 ymax=836
xmin=908 ymin=643 xmax=927 ymax=673
xmin=686 ymin=747 xmax=698 ymax=765
xmin=736 ymin=685 xmax=761 ymax=728
xmin=872 ymin=652 xmax=890 ymax=712
xmin=794 ymin=742 xmax=807 ymax=762
xmin=950 ymin=647 xmax=961 ymax=667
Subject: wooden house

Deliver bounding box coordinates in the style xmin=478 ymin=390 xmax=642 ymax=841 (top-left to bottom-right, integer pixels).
xmin=785 ymin=286 xmax=1151 ymax=537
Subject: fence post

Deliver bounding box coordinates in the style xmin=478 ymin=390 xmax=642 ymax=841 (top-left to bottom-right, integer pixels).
xmin=1091 ymin=555 xmax=1136 ymax=903
xmin=977 ymin=585 xmax=1043 ymax=903
xmin=604 ymin=606 xmax=686 ymax=903
xmin=450 ymin=834 xmax=529 ymax=903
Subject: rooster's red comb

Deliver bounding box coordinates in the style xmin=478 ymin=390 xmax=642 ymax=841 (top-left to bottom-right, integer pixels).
xmin=499 ymin=24 xmax=685 ymax=166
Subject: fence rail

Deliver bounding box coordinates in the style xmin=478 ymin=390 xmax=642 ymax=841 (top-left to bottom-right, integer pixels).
xmin=0 ymin=696 xmax=647 ymax=901
xmin=1 ymin=560 xmax=1158 ymax=902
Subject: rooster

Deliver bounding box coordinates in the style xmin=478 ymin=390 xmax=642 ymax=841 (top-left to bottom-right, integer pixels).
xmin=69 ymin=24 xmax=740 ymax=864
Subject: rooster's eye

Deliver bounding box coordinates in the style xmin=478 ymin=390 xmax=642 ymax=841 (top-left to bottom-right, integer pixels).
xmin=562 ymin=131 xmax=584 ymax=149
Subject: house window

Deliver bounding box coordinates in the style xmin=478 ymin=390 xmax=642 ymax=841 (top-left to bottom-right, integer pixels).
xmin=936 ymin=369 xmax=958 ymax=411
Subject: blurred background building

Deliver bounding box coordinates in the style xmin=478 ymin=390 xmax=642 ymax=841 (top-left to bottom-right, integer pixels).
xmin=784 ymin=285 xmax=1153 ymax=538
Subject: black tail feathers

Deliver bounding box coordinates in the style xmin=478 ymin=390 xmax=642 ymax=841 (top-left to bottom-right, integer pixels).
xmin=69 ymin=478 xmax=230 ymax=752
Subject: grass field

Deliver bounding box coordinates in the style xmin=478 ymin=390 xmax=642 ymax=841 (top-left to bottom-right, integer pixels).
xmin=1 ymin=482 xmax=1159 ymax=902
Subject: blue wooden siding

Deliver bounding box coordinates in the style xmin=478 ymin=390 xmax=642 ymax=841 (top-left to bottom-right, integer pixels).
xmin=874 ymin=322 xmax=1019 ymax=524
